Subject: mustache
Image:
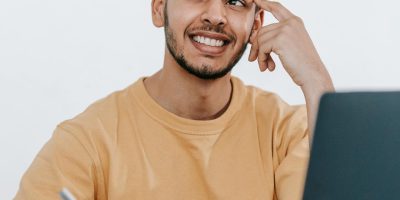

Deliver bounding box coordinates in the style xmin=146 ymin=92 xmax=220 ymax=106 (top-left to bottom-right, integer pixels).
xmin=186 ymin=25 xmax=236 ymax=42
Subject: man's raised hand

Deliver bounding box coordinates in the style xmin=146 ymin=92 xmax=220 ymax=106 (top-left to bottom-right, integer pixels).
xmin=249 ymin=0 xmax=335 ymax=139
xmin=249 ymin=0 xmax=330 ymax=88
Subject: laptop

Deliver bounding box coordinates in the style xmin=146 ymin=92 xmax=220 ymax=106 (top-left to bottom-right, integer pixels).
xmin=303 ymin=92 xmax=400 ymax=200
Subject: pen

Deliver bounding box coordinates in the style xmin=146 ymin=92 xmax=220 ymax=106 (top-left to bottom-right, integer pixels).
xmin=59 ymin=187 xmax=76 ymax=200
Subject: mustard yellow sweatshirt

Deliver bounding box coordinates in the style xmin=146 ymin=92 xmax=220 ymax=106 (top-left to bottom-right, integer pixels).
xmin=15 ymin=77 xmax=309 ymax=200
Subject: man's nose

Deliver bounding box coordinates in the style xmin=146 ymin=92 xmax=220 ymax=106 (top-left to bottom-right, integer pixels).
xmin=200 ymin=1 xmax=227 ymax=27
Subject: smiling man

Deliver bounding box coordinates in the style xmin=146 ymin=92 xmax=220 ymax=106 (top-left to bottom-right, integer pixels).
xmin=15 ymin=0 xmax=334 ymax=199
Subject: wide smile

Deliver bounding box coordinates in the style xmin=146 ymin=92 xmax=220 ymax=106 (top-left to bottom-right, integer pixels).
xmin=189 ymin=31 xmax=232 ymax=56
xmin=192 ymin=36 xmax=225 ymax=47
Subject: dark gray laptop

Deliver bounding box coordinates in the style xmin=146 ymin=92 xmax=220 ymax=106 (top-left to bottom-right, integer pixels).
xmin=303 ymin=92 xmax=400 ymax=200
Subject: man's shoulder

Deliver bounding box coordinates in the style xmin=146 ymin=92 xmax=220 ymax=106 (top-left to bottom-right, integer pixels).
xmin=57 ymin=80 xmax=141 ymax=142
xmin=233 ymin=77 xmax=306 ymax=121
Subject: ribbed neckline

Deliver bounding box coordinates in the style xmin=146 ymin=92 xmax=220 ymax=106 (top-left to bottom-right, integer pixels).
xmin=128 ymin=77 xmax=246 ymax=135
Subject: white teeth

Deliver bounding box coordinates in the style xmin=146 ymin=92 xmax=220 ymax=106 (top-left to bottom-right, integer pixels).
xmin=205 ymin=37 xmax=211 ymax=45
xmin=193 ymin=36 xmax=224 ymax=47
xmin=211 ymin=39 xmax=216 ymax=46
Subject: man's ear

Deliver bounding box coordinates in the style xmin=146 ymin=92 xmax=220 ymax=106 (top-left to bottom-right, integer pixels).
xmin=152 ymin=0 xmax=166 ymax=27
xmin=249 ymin=10 xmax=264 ymax=45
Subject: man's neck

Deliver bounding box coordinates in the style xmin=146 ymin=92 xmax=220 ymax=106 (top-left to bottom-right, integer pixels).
xmin=143 ymin=66 xmax=232 ymax=121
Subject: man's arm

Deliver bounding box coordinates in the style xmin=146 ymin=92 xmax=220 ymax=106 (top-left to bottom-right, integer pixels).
xmin=15 ymin=126 xmax=98 ymax=199
xmin=249 ymin=0 xmax=335 ymax=141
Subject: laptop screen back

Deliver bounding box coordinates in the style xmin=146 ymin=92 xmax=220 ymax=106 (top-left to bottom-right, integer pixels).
xmin=303 ymin=92 xmax=400 ymax=200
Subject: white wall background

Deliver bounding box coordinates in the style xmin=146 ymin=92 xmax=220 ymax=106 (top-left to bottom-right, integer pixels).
xmin=1 ymin=0 xmax=399 ymax=198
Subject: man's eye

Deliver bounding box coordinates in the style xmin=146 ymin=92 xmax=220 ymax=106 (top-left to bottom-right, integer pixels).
xmin=226 ymin=0 xmax=245 ymax=7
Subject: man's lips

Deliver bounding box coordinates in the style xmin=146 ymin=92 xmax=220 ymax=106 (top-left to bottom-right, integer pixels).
xmin=188 ymin=31 xmax=232 ymax=55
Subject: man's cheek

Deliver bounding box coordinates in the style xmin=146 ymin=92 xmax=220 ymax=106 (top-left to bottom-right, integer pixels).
xmin=229 ymin=18 xmax=253 ymax=35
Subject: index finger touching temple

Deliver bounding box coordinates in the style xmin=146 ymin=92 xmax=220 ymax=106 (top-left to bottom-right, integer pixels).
xmin=253 ymin=0 xmax=295 ymax=21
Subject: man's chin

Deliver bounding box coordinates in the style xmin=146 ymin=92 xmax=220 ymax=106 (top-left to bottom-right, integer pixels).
xmin=180 ymin=64 xmax=233 ymax=80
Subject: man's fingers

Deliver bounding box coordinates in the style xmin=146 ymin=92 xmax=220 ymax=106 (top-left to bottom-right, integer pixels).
xmin=253 ymin=0 xmax=295 ymax=21
xmin=248 ymin=33 xmax=259 ymax=62
xmin=248 ymin=45 xmax=258 ymax=62
xmin=267 ymin=54 xmax=276 ymax=71
xmin=257 ymin=52 xmax=276 ymax=72
xmin=257 ymin=40 xmax=274 ymax=72
xmin=254 ymin=27 xmax=278 ymax=71
xmin=257 ymin=52 xmax=269 ymax=72
xmin=258 ymin=22 xmax=281 ymax=36
xmin=249 ymin=23 xmax=280 ymax=62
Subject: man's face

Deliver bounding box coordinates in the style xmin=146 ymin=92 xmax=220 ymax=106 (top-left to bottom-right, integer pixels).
xmin=163 ymin=0 xmax=258 ymax=80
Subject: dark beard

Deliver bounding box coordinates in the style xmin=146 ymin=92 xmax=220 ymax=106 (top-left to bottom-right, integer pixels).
xmin=163 ymin=5 xmax=250 ymax=80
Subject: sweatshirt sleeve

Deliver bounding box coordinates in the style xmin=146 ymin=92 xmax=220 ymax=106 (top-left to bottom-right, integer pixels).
xmin=14 ymin=126 xmax=98 ymax=200
xmin=274 ymin=105 xmax=310 ymax=200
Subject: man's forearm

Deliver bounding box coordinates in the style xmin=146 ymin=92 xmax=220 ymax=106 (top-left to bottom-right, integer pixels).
xmin=301 ymin=65 xmax=335 ymax=144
